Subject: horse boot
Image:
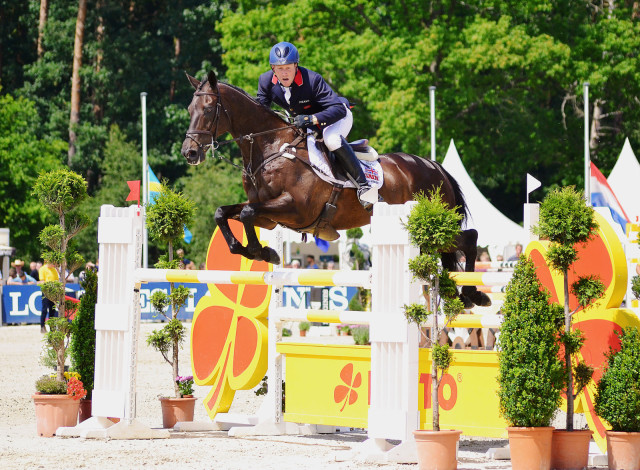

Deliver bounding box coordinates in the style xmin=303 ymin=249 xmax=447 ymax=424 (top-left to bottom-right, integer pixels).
xmin=333 ymin=137 xmax=377 ymax=211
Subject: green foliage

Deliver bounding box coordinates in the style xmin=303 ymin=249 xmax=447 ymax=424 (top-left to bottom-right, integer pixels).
xmin=33 ymin=169 xmax=88 ymax=217
xmin=348 ymin=295 xmax=364 ymax=312
xmin=534 ymin=187 xmax=598 ymax=250
xmin=351 ymin=326 xmax=370 ymax=345
xmin=35 ymin=375 xmax=68 ymax=395
xmin=43 ymin=316 xmax=73 ymax=382
xmin=299 ymin=321 xmax=311 ymax=332
xmin=595 ymin=327 xmax=640 ymax=432
xmin=572 ymin=276 xmax=605 ymax=309
xmin=146 ymin=182 xmax=196 ymax=245
xmin=404 ymin=189 xmax=462 ymax=256
xmin=632 ymin=275 xmax=640 ymax=301
xmin=346 ymin=228 xmax=363 ymax=240
xmin=70 ymin=269 xmax=97 ymax=399
xmin=146 ymin=319 xmax=187 ymax=358
xmin=432 ymin=344 xmax=453 ymax=373
xmin=497 ymin=256 xmax=565 ymax=427
xmin=40 ymin=281 xmax=65 ymax=304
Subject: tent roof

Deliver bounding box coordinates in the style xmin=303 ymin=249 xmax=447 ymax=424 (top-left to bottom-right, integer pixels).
xmin=607 ymin=138 xmax=640 ymax=224
xmin=442 ymin=140 xmax=524 ymax=249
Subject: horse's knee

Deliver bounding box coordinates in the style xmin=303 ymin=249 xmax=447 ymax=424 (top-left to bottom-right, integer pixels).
xmin=239 ymin=205 xmax=256 ymax=223
xmin=214 ymin=207 xmax=227 ymax=225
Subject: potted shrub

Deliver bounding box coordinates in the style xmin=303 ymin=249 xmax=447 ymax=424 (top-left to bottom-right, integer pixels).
xmin=351 ymin=326 xmax=370 ymax=345
xmin=497 ymin=255 xmax=565 ymax=469
xmin=34 ymin=322 xmax=88 ymax=437
xmin=594 ymin=321 xmax=640 ymax=470
xmin=534 ymin=187 xmax=604 ymax=470
xmin=69 ymin=268 xmax=98 ymax=422
xmin=402 ymin=188 xmax=465 ymax=470
xmin=298 ymin=321 xmax=310 ymax=337
xmin=145 ymin=181 xmax=196 ymax=428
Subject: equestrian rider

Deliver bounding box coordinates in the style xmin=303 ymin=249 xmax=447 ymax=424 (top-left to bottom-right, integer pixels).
xmin=256 ymin=41 xmax=376 ymax=210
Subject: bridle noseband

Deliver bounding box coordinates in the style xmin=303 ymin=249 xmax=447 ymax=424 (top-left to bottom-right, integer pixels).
xmin=184 ymin=87 xmax=225 ymax=157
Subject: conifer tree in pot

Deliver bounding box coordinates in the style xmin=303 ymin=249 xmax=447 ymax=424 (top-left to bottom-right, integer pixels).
xmin=402 ymin=188 xmax=465 ymax=470
xmin=144 ymin=182 xmax=196 ymax=427
xmin=497 ymin=256 xmax=565 ymax=469
xmin=534 ymin=187 xmax=604 ymax=470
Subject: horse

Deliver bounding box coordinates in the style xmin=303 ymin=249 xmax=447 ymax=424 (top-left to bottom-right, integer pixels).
xmin=181 ymin=70 xmax=489 ymax=307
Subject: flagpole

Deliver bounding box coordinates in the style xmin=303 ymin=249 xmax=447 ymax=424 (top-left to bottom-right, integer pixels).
xmin=584 ymin=82 xmax=590 ymax=205
xmin=141 ymin=92 xmax=149 ymax=268
xmin=429 ymin=86 xmax=436 ymax=161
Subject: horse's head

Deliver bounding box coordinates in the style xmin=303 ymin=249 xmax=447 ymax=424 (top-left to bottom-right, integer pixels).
xmin=181 ymin=70 xmax=223 ymax=166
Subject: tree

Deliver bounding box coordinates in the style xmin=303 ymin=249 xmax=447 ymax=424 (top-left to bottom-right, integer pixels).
xmin=68 ymin=0 xmax=87 ymax=164
xmin=402 ymin=187 xmax=465 ymax=431
xmin=534 ymin=186 xmax=605 ymax=431
xmin=0 ymin=92 xmax=65 ymax=259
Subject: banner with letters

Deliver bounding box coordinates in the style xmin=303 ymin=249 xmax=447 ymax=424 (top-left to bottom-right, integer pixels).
xmin=2 ymin=283 xmax=357 ymax=324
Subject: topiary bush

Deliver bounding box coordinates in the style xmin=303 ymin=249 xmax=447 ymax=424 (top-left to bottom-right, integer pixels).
xmin=35 ymin=375 xmax=68 ymax=395
xmin=497 ymin=256 xmax=565 ymax=427
xmin=70 ymin=268 xmax=97 ymax=399
xmin=594 ymin=327 xmax=640 ymax=432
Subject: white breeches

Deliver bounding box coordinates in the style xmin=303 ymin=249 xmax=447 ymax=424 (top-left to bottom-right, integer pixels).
xmin=322 ymin=105 xmax=352 ymax=151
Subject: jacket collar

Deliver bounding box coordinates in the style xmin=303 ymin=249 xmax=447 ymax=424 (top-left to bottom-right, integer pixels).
xmin=271 ymin=67 xmax=304 ymax=86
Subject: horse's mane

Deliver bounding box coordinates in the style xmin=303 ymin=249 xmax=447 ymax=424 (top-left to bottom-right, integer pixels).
xmin=201 ymin=77 xmax=289 ymax=124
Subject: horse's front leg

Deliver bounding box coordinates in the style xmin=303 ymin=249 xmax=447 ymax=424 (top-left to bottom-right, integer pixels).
xmin=214 ymin=202 xmax=257 ymax=259
xmin=239 ymin=193 xmax=297 ymax=265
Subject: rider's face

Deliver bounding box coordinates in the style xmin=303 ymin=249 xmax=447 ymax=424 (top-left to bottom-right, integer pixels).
xmin=272 ymin=64 xmax=297 ymax=87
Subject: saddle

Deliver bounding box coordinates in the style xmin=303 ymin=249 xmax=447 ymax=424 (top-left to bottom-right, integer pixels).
xmin=294 ymin=138 xmax=380 ymax=242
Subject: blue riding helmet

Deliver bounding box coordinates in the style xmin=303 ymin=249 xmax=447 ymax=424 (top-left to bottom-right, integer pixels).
xmin=269 ymin=42 xmax=299 ymax=66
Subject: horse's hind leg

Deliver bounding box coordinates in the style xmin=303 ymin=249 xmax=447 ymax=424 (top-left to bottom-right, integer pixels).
xmin=457 ymin=229 xmax=491 ymax=307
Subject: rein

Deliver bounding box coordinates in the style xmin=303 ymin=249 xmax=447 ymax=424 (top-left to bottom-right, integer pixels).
xmin=185 ymin=86 xmax=302 ymax=182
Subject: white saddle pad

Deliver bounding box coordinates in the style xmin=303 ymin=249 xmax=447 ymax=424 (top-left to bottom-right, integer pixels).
xmin=306 ymin=134 xmax=384 ymax=190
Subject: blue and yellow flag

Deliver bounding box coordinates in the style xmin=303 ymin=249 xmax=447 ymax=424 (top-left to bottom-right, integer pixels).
xmin=148 ymin=166 xmax=192 ymax=244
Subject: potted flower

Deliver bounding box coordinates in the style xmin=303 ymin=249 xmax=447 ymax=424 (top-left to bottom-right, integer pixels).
xmin=69 ymin=268 xmax=98 ymax=422
xmin=497 ymin=255 xmax=565 ymax=469
xmin=534 ymin=187 xmax=604 ymax=470
xmin=34 ymin=371 xmax=87 ymax=437
xmin=176 ymin=376 xmax=195 ymax=398
xmin=145 ymin=181 xmax=196 ymax=428
xmin=338 ymin=324 xmax=351 ymax=336
xmin=402 ymin=188 xmax=465 ymax=470
xmin=298 ymin=321 xmax=310 ymax=337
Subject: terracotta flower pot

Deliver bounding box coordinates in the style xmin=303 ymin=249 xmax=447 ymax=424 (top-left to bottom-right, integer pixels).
xmin=550 ymin=429 xmax=593 ymax=470
xmin=159 ymin=396 xmax=197 ymax=428
xmin=413 ymin=429 xmax=462 ymax=470
xmin=507 ymin=426 xmax=554 ymax=470
xmin=299 ymin=330 xmax=307 ymax=337
xmin=33 ymin=394 xmax=80 ymax=437
xmin=78 ymin=398 xmax=92 ymax=423
xmin=606 ymin=431 xmax=640 ymax=470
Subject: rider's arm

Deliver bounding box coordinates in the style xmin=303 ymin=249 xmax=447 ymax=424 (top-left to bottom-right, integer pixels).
xmin=256 ymin=72 xmax=273 ymax=108
xmin=308 ymin=72 xmax=347 ymax=129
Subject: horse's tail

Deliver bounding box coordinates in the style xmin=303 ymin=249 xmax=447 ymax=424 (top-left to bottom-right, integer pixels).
xmin=435 ymin=161 xmax=469 ymax=223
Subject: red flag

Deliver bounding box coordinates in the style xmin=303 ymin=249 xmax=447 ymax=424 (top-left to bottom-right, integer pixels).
xmin=126 ymin=180 xmax=141 ymax=205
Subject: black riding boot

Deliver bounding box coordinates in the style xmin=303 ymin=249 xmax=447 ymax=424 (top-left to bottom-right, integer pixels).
xmin=333 ymin=137 xmax=375 ymax=210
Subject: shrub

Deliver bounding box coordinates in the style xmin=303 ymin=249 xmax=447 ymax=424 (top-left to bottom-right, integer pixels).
xmin=70 ymin=269 xmax=97 ymax=399
xmin=351 ymin=326 xmax=370 ymax=345
xmin=497 ymin=256 xmax=565 ymax=427
xmin=35 ymin=375 xmax=67 ymax=394
xmin=594 ymin=327 xmax=640 ymax=432
xmin=298 ymin=321 xmax=310 ymax=332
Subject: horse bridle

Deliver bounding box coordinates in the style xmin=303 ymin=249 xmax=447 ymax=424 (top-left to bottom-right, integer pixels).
xmin=184 ymin=87 xmax=226 ymax=157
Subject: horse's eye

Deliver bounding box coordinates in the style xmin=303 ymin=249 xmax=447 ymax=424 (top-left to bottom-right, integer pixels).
xmin=204 ymin=106 xmax=215 ymax=114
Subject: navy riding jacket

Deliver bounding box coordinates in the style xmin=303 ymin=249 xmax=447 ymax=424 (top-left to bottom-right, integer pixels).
xmin=257 ymin=66 xmax=349 ymax=130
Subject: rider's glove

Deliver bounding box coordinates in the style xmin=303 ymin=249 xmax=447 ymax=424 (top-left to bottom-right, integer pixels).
xmin=293 ymin=114 xmax=314 ymax=129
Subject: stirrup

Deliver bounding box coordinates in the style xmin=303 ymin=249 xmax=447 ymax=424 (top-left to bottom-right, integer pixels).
xmin=358 ymin=186 xmax=378 ymax=204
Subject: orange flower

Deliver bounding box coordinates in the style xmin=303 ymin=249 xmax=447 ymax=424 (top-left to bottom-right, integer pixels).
xmin=527 ymin=211 xmax=640 ymax=451
xmin=190 ymin=220 xmax=272 ymax=418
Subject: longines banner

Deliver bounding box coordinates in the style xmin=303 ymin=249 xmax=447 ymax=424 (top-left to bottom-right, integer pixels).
xmin=1 ymin=284 xmax=356 ymax=324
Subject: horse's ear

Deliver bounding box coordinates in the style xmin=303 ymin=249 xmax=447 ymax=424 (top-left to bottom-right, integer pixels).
xmin=186 ymin=73 xmax=200 ymax=90
xmin=207 ymin=70 xmax=218 ymax=88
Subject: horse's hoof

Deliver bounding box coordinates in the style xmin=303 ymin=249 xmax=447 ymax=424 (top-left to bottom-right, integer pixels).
xmin=262 ymin=247 xmax=281 ymax=265
xmin=459 ymin=294 xmax=474 ymax=309
xmin=469 ymin=291 xmax=492 ymax=307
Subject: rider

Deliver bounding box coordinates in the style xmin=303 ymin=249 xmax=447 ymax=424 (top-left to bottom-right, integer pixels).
xmin=256 ymin=41 xmax=376 ymax=210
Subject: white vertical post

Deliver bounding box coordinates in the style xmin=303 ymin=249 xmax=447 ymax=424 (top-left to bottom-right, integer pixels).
xmin=429 ymin=86 xmax=436 ymax=161
xmin=365 ymin=202 xmax=421 ymax=463
xmin=584 ymin=82 xmax=591 ymax=205
xmin=140 ymin=92 xmax=149 ymax=269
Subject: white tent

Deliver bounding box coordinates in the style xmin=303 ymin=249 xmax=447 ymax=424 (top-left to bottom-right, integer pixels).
xmin=442 ymin=140 xmax=524 ymax=257
xmin=607 ymin=138 xmax=640 ymax=225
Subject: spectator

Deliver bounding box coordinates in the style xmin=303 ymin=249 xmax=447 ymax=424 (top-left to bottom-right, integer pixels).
xmin=12 ymin=259 xmax=25 ymax=277
xmin=306 ymin=255 xmax=319 ymax=269
xmin=10 ymin=270 xmax=37 ymax=285
xmin=176 ymin=248 xmax=191 ymax=269
xmin=508 ymin=243 xmax=523 ymax=261
xmin=29 ymin=261 xmax=40 ymax=282
xmin=78 ymin=262 xmax=96 ymax=284
xmin=290 ymin=259 xmax=301 ymax=269
xmin=6 ymin=267 xmax=18 ymax=284
xmin=39 ymin=261 xmax=59 ymax=334
xmin=479 ymin=252 xmax=491 ymax=262
xmin=326 ymin=260 xmax=336 ymax=270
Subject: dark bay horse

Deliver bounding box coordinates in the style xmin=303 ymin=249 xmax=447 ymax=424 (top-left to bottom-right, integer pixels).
xmin=181 ymin=71 xmax=489 ymax=306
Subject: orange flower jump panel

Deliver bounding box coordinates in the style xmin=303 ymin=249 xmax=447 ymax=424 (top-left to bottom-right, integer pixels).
xmin=190 ymin=220 xmax=272 ymax=419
